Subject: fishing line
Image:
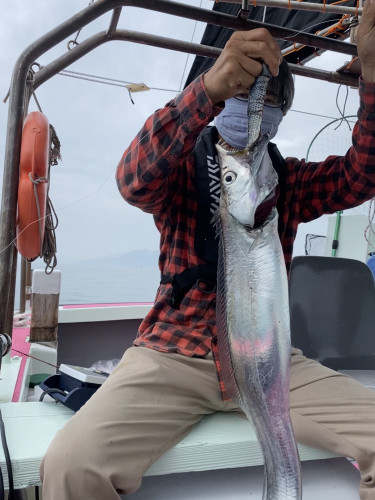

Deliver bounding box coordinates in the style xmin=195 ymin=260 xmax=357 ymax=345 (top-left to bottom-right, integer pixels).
xmin=11 ymin=348 xmax=59 ymax=369
xmin=281 ymin=16 xmax=344 ymax=42
xmin=290 ymin=108 xmax=356 ymax=121
xmin=0 ymin=409 xmax=14 ymax=500
xmin=334 ymin=84 xmax=352 ymax=130
xmin=178 ymin=0 xmax=203 ymax=92
xmin=364 ymin=198 xmax=375 ymax=251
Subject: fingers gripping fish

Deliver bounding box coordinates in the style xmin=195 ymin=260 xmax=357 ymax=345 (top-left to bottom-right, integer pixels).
xmin=215 ymin=65 xmax=302 ymax=499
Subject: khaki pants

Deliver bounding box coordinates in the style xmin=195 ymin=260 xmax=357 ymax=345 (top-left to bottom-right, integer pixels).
xmin=40 ymin=346 xmax=375 ymax=499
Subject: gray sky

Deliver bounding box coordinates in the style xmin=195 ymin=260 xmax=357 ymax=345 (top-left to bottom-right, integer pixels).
xmin=0 ymin=0 xmax=365 ymax=270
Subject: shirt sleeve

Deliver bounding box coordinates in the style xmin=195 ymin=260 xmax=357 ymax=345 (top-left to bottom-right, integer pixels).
xmin=287 ymin=78 xmax=375 ymax=223
xmin=116 ymin=75 xmax=224 ymax=215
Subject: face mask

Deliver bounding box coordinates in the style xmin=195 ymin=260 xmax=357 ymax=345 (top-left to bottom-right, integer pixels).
xmin=215 ymin=96 xmax=283 ymax=149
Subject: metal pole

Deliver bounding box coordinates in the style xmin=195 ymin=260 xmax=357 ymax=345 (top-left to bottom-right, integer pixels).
xmin=5 ymin=246 xmax=18 ymax=337
xmin=33 ymin=31 xmax=359 ymax=92
xmin=33 ymin=30 xmax=222 ymax=90
xmin=25 ymin=262 xmax=32 ymax=309
xmin=331 ymin=211 xmax=343 ymax=257
xmin=19 ymin=258 xmax=26 ymax=314
xmin=288 ymin=63 xmax=359 ymax=87
xmin=19 ymin=260 xmax=32 ymax=314
xmin=107 ymin=7 xmax=123 ymax=34
xmin=138 ymin=0 xmax=357 ymax=56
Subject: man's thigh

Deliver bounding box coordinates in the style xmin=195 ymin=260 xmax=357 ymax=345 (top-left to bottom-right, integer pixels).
xmin=290 ymin=347 xmax=375 ymax=469
xmin=41 ymin=347 xmax=223 ymax=494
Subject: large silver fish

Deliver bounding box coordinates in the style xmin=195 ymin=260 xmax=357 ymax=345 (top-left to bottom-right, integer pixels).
xmin=215 ymin=67 xmax=302 ymax=499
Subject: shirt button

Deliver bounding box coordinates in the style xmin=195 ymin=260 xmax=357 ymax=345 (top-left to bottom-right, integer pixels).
xmin=198 ymin=111 xmax=206 ymax=120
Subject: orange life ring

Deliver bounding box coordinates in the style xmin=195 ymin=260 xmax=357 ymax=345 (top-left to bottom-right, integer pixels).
xmin=16 ymin=111 xmax=50 ymax=260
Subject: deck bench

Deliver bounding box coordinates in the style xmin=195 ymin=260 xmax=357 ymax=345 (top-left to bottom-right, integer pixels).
xmin=0 ymin=401 xmax=339 ymax=491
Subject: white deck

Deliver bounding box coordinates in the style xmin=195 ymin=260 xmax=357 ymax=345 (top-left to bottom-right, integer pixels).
xmin=0 ymin=401 xmax=339 ymax=491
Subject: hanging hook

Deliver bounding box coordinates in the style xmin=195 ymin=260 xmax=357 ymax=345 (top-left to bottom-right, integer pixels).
xmin=67 ymin=39 xmax=79 ymax=50
xmin=127 ymin=89 xmax=135 ymax=105
xmin=67 ymin=0 xmax=96 ymax=50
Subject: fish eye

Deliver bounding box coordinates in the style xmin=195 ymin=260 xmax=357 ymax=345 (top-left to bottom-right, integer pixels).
xmin=223 ymin=171 xmax=237 ymax=184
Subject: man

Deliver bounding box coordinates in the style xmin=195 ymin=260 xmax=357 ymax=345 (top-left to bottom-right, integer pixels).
xmin=41 ymin=2 xmax=375 ymax=498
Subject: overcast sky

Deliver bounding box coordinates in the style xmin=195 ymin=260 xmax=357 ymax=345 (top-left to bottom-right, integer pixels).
xmin=0 ymin=0 xmax=367 ymax=273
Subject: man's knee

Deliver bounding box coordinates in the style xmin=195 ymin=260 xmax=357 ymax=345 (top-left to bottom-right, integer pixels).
xmin=40 ymin=430 xmax=143 ymax=497
xmin=40 ymin=431 xmax=84 ymax=484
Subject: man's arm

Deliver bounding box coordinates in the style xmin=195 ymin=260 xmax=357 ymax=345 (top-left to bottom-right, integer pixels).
xmin=116 ymin=75 xmax=220 ymax=215
xmin=116 ymin=29 xmax=282 ymax=214
xmin=292 ymin=2 xmax=375 ymax=222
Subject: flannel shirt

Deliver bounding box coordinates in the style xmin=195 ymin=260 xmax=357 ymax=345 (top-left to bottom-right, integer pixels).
xmin=116 ymin=75 xmax=375 ymax=399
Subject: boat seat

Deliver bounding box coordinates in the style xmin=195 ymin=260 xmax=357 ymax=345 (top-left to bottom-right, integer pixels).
xmin=290 ymin=255 xmax=375 ymax=369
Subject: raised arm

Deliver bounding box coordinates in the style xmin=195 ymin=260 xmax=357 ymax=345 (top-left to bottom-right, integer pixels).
xmin=116 ymin=29 xmax=282 ymax=214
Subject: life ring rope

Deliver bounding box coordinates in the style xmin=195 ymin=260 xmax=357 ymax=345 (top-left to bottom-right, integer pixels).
xmin=28 ymin=172 xmax=49 ymax=258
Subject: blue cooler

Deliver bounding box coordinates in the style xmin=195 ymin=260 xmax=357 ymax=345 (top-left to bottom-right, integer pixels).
xmin=366 ymin=253 xmax=375 ymax=279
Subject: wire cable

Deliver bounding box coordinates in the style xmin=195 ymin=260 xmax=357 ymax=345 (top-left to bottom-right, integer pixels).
xmin=58 ymin=70 xmax=179 ymax=93
xmin=0 ymin=463 xmax=4 ymax=500
xmin=178 ymin=0 xmax=203 ymax=92
xmin=0 ymin=409 xmax=14 ymax=500
xmin=39 ymin=388 xmax=67 ymax=402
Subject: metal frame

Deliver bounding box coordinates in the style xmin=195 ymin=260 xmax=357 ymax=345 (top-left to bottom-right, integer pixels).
xmin=0 ymin=0 xmax=359 ymax=338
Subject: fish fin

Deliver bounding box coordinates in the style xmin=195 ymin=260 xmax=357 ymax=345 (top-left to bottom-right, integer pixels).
xmin=216 ymin=238 xmax=242 ymax=404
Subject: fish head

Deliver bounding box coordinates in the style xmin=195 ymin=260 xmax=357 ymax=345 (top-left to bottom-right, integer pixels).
xmin=216 ymin=138 xmax=278 ymax=228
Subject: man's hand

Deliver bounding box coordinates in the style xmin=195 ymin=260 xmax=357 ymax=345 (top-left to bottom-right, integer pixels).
xmin=203 ymin=28 xmax=282 ymax=105
xmin=357 ymin=0 xmax=375 ymax=82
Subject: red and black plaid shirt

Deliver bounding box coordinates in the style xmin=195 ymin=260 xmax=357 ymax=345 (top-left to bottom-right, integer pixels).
xmin=116 ymin=75 xmax=375 ymax=399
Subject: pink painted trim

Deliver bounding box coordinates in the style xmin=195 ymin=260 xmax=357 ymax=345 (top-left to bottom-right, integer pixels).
xmin=62 ymin=302 xmax=153 ymax=309
xmin=11 ymin=326 xmax=31 ymax=402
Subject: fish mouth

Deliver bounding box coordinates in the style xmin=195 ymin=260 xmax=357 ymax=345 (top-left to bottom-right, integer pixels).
xmin=262 ymin=187 xmax=277 ymax=203
xmin=243 ymin=207 xmax=276 ymax=233
xmin=243 ymin=187 xmax=278 ymax=231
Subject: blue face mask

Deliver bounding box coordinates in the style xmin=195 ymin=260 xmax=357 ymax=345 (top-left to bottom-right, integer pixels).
xmin=215 ymin=96 xmax=283 ymax=150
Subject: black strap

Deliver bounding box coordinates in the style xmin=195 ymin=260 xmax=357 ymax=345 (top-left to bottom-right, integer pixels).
xmin=161 ymin=264 xmax=217 ymax=309
xmin=268 ymin=141 xmax=287 ymax=238
xmin=193 ymin=126 xmax=220 ymax=264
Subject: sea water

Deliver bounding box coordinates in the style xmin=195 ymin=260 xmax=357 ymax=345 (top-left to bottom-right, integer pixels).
xmin=14 ymin=261 xmax=161 ymax=309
